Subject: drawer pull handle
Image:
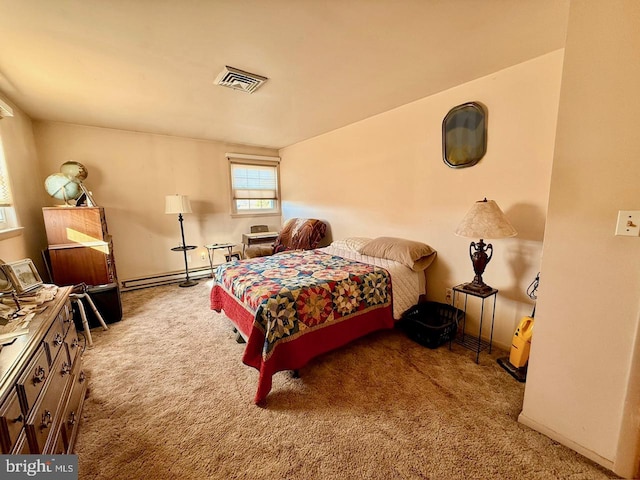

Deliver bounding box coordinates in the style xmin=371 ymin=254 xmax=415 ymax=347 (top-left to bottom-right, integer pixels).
xmin=32 ymin=366 xmax=46 ymax=384
xmin=12 ymin=414 xmax=23 ymax=424
xmin=53 ymin=333 xmax=63 ymax=346
xmin=71 ymin=338 xmax=80 ymax=349
xmin=68 ymin=411 xmax=76 ymax=426
xmin=79 ymin=371 xmax=86 ymax=383
xmin=40 ymin=410 xmax=52 ymax=430
xmin=61 ymin=362 xmax=71 ymax=376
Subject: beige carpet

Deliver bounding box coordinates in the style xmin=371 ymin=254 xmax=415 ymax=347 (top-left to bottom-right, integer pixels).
xmin=75 ymin=281 xmax=618 ymax=479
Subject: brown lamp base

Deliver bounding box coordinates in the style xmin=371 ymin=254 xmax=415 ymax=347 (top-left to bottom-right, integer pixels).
xmin=460 ymin=281 xmax=494 ymax=294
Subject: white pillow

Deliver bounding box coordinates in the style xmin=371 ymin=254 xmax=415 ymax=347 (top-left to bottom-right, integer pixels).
xmin=331 ymin=237 xmax=372 ymax=252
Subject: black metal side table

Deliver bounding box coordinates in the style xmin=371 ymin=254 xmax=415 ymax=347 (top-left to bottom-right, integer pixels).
xmin=452 ymin=284 xmax=498 ymax=363
xmin=171 ymin=245 xmax=198 ymax=287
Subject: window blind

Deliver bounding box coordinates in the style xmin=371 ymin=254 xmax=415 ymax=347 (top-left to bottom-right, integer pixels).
xmin=0 ymin=143 xmax=11 ymax=207
xmin=230 ymin=163 xmax=278 ymax=200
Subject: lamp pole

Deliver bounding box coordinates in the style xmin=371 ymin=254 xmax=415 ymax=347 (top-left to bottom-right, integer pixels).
xmin=166 ymin=194 xmax=197 ymax=288
xmin=175 ymin=213 xmax=197 ymax=288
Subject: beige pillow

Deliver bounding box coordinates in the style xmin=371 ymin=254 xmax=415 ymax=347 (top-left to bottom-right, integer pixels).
xmin=359 ymin=236 xmax=436 ymax=271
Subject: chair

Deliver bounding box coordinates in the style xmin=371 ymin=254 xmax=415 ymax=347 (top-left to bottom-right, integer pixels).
xmin=245 ymin=218 xmax=327 ymax=259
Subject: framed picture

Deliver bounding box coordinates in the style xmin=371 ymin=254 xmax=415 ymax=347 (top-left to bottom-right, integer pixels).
xmin=226 ymin=253 xmax=241 ymax=262
xmin=1 ymin=259 xmax=43 ymax=294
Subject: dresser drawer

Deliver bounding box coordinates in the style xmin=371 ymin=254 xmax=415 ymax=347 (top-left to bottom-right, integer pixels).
xmin=62 ymin=365 xmax=87 ymax=453
xmin=53 ymin=431 xmax=66 ymax=454
xmin=16 ymin=345 xmax=50 ymax=415
xmin=12 ymin=430 xmax=30 ymax=454
xmin=44 ymin=316 xmax=66 ymax=365
xmin=25 ymin=350 xmax=73 ymax=453
xmin=0 ymin=391 xmax=25 ymax=453
xmin=58 ymin=299 xmax=74 ymax=336
xmin=65 ymin=323 xmax=83 ymax=368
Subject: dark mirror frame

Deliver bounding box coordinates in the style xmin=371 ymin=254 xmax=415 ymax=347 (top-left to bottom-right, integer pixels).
xmin=442 ymin=101 xmax=487 ymax=168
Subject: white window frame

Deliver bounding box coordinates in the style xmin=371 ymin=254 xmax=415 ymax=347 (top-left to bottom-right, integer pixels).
xmin=227 ymin=153 xmax=281 ymax=217
xmin=0 ymin=128 xmax=21 ymax=239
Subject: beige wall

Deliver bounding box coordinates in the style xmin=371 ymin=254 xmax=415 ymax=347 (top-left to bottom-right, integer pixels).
xmin=280 ymin=51 xmax=564 ymax=349
xmin=32 ymin=123 xmax=279 ymax=281
xmin=520 ymin=2 xmax=640 ymax=477
xmin=0 ymin=95 xmax=50 ymax=272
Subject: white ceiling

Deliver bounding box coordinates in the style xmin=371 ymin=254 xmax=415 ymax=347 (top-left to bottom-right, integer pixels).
xmin=0 ymin=0 xmax=569 ymax=149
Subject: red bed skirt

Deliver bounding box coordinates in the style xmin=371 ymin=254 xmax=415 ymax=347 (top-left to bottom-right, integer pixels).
xmin=210 ymin=285 xmax=394 ymax=404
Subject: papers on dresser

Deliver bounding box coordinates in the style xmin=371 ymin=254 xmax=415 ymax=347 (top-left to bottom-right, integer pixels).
xmin=0 ymin=312 xmax=35 ymax=345
xmin=16 ymin=284 xmax=58 ymax=304
xmin=0 ymin=284 xmax=57 ymax=320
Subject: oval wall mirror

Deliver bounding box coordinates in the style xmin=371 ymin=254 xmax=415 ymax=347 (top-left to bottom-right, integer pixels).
xmin=442 ymin=102 xmax=487 ymax=168
xmin=0 ymin=263 xmax=13 ymax=294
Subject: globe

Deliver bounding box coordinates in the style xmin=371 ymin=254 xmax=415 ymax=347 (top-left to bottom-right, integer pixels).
xmin=44 ymin=173 xmax=81 ymax=204
xmin=60 ymin=161 xmax=88 ymax=182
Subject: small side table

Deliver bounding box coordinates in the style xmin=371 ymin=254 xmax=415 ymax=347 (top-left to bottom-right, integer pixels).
xmin=452 ymin=284 xmax=498 ymax=363
xmin=204 ymin=243 xmax=236 ymax=277
xmin=171 ymin=245 xmax=198 ymax=287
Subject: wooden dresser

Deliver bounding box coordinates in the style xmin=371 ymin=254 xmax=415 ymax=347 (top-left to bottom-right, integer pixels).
xmin=0 ymin=287 xmax=88 ymax=454
xmin=43 ymin=206 xmax=118 ymax=286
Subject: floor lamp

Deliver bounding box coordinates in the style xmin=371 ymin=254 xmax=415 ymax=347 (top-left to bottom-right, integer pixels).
xmin=165 ymin=194 xmax=198 ymax=288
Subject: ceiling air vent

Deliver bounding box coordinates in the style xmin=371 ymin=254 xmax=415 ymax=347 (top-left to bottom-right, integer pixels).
xmin=214 ymin=66 xmax=268 ymax=94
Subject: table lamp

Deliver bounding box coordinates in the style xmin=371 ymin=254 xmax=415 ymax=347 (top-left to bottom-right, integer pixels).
xmin=455 ymin=198 xmax=517 ymax=293
xmin=165 ymin=194 xmax=197 ymax=287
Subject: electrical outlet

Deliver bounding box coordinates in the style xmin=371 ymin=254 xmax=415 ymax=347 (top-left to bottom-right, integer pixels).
xmin=445 ymin=288 xmax=453 ymax=305
xmin=187 ymin=254 xmax=191 ymax=264
xmin=200 ymin=252 xmax=206 ymax=261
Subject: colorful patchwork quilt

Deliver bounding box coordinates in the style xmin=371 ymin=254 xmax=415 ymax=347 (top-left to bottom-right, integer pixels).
xmin=210 ymin=249 xmax=394 ymax=403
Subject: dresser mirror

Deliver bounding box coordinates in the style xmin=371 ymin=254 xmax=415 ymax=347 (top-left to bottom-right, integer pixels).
xmin=0 ymin=261 xmax=13 ymax=294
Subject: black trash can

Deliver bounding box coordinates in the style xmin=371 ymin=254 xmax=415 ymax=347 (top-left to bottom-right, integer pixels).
xmin=400 ymin=301 xmax=463 ymax=349
xmin=73 ymin=283 xmax=123 ymax=331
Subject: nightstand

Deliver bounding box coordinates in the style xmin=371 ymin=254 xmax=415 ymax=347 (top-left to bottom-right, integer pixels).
xmin=452 ymin=284 xmax=498 ymax=363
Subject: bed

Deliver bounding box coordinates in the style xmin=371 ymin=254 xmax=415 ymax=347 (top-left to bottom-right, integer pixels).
xmin=210 ymin=236 xmax=436 ymax=404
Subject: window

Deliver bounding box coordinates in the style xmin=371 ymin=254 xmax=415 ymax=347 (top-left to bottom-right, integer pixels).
xmin=0 ymin=133 xmax=17 ymax=234
xmin=227 ymin=154 xmax=280 ymax=216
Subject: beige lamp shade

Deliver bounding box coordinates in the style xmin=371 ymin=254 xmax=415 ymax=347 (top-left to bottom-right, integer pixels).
xmin=165 ymin=194 xmax=192 ymax=214
xmin=455 ymin=198 xmax=517 ymax=239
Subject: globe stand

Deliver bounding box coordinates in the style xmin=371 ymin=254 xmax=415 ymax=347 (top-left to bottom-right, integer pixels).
xmin=171 ymin=213 xmax=198 ymax=288
xmin=77 ymin=183 xmax=97 ymax=207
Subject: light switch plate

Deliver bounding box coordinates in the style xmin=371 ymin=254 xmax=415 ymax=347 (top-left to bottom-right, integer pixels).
xmin=615 ymin=210 xmax=640 ymax=236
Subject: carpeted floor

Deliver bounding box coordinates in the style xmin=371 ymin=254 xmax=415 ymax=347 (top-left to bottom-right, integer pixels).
xmin=74 ymin=281 xmax=618 ymax=479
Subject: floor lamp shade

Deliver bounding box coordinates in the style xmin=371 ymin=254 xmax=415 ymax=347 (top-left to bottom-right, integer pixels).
xmin=165 ymin=194 xmax=197 ymax=287
xmin=455 ymin=198 xmax=517 ymax=292
xmin=165 ymin=194 xmax=192 ymax=215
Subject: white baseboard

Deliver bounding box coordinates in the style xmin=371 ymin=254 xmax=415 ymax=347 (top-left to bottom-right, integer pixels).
xmin=517 ymin=413 xmax=616 ymax=474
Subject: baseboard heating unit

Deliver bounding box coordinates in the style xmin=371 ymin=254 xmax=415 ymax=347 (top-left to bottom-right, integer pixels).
xmin=121 ymin=267 xmax=211 ymax=291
